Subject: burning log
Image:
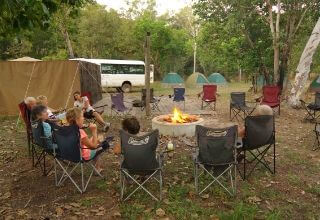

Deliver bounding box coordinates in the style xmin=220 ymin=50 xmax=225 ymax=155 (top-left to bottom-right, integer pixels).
xmin=162 ymin=108 xmax=199 ymax=123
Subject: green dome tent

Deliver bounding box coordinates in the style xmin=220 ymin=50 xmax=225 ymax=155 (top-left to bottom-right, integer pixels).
xmin=186 ymin=72 xmax=209 ymax=88
xmin=310 ymin=76 xmax=320 ymax=92
xmin=208 ymin=73 xmax=227 ymax=85
xmin=162 ymin=72 xmax=184 ymax=86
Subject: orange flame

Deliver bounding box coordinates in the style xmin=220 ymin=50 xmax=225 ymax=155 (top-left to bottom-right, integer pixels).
xmin=171 ymin=107 xmax=189 ymax=123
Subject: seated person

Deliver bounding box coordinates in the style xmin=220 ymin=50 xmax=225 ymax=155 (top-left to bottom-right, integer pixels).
xmin=238 ymin=104 xmax=273 ymax=138
xmin=25 ymin=97 xmax=37 ymax=110
xmin=36 ymin=95 xmax=56 ymax=118
xmin=73 ymin=91 xmax=109 ymax=132
xmin=36 ymin=95 xmax=66 ymax=120
xmin=20 ymin=97 xmax=36 ymax=130
xmin=113 ymin=117 xmax=142 ymax=154
xmin=30 ymin=104 xmax=57 ymax=149
xmin=24 ymin=97 xmax=37 ymax=118
xmin=66 ymin=107 xmax=110 ymax=173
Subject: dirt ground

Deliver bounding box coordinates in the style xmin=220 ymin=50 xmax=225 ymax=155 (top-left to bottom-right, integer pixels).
xmin=0 ymin=83 xmax=320 ymax=219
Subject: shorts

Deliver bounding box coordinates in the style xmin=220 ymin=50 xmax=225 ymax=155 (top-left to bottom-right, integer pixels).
xmin=84 ymin=110 xmax=95 ymax=119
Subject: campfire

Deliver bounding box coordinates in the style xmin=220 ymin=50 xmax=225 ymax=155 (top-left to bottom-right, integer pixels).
xmin=163 ymin=108 xmax=199 ymax=124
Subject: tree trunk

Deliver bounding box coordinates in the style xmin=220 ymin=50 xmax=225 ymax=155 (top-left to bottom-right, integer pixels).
xmin=278 ymin=43 xmax=290 ymax=89
xmin=288 ymin=17 xmax=320 ymax=107
xmin=193 ymin=41 xmax=197 ymax=73
xmin=63 ymin=28 xmax=74 ymax=59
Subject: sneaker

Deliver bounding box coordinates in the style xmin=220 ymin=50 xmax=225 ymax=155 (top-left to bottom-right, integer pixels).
xmin=103 ymin=123 xmax=110 ymax=132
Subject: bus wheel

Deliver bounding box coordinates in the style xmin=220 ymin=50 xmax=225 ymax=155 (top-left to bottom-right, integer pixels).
xmin=121 ymin=82 xmax=131 ymax=93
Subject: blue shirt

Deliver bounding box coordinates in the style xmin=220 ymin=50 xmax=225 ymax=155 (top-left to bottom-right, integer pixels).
xmin=42 ymin=122 xmax=57 ymax=149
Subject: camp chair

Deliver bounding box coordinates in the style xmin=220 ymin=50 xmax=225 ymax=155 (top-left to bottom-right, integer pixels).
xmin=110 ymin=93 xmax=132 ymax=116
xmin=119 ymin=129 xmax=163 ymax=201
xmin=53 ymin=125 xmax=106 ymax=193
xmin=230 ymin=92 xmax=256 ymax=122
xmin=18 ymin=102 xmax=33 ymax=157
xmin=201 ymin=85 xmax=217 ymax=111
xmin=31 ymin=120 xmax=56 ymax=176
xmin=132 ymin=89 xmax=161 ymax=112
xmin=238 ymin=115 xmax=275 ymax=180
xmin=313 ymin=121 xmax=320 ymax=151
xmin=142 ymin=88 xmax=161 ymax=111
xmin=257 ymin=86 xmax=281 ymax=115
xmin=193 ymin=125 xmax=238 ymax=196
xmin=300 ymin=92 xmax=320 ymax=121
xmin=171 ymin=87 xmax=185 ymax=110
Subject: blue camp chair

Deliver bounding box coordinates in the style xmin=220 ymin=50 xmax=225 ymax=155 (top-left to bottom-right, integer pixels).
xmin=53 ymin=125 xmax=110 ymax=193
xmin=171 ymin=88 xmax=185 ymax=110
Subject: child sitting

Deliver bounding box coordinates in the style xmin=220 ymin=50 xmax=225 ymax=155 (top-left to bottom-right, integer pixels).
xmin=113 ymin=117 xmax=141 ymax=154
xmin=36 ymin=95 xmax=56 ymax=118
xmin=36 ymin=95 xmax=66 ymax=121
xmin=66 ymin=107 xmax=110 ymax=173
xmin=31 ymin=105 xmax=57 ymax=149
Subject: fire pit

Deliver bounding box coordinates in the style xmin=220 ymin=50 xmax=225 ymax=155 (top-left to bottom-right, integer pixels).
xmin=152 ymin=108 xmax=205 ymax=137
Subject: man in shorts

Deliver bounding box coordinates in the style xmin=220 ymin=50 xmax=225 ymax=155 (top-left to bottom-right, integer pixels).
xmin=73 ymin=91 xmax=110 ymax=132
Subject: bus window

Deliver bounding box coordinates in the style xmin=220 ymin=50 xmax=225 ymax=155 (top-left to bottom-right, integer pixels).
xmin=118 ymin=65 xmax=130 ymax=74
xmin=129 ymin=65 xmax=144 ymax=74
xmin=101 ymin=64 xmax=118 ymax=74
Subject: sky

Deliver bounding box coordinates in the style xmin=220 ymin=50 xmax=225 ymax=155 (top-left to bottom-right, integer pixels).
xmin=96 ymin=0 xmax=193 ymax=14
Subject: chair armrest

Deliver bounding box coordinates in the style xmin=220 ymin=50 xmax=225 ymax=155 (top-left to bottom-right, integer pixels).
xmin=235 ymin=139 xmax=243 ymax=149
xmin=255 ymin=96 xmax=263 ymax=102
xmin=299 ymin=99 xmax=308 ymax=106
xmin=95 ymin=104 xmax=108 ymax=109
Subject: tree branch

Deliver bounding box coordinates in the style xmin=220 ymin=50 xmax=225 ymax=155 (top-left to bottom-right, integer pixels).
xmin=265 ymin=0 xmax=275 ymax=40
xmin=275 ymin=0 xmax=281 ymax=42
xmin=292 ymin=4 xmax=311 ymax=37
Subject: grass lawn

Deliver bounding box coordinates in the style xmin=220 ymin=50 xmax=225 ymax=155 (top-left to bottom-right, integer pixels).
xmin=0 ymin=82 xmax=319 ymax=219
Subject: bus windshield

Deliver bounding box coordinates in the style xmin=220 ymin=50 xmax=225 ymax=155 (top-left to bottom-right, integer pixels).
xmin=101 ymin=64 xmax=145 ymax=75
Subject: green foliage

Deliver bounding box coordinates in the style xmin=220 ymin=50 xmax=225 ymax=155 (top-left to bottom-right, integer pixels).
xmin=194 ymin=0 xmax=320 ymax=81
xmin=0 ymin=0 xmax=88 ymax=36
xmin=1 ymin=0 xmax=320 ymax=82
xmin=133 ymin=13 xmax=192 ymax=78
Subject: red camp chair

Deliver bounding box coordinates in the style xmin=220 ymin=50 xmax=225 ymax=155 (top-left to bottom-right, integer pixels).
xmin=81 ymin=91 xmax=93 ymax=105
xmin=18 ymin=102 xmax=33 ymax=159
xmin=201 ymin=85 xmax=217 ymax=111
xmin=258 ymin=86 xmax=281 ymax=115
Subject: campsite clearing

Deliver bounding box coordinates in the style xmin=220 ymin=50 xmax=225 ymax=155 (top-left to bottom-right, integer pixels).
xmin=0 ymin=82 xmax=319 ymax=219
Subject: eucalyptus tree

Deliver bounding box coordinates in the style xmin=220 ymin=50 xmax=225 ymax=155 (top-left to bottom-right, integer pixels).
xmin=194 ymin=0 xmax=320 ymax=85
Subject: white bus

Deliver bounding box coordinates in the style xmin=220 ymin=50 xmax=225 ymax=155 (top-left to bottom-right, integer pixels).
xmin=72 ymin=58 xmax=154 ymax=92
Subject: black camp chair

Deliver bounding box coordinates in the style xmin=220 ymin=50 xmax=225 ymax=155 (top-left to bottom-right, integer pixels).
xmin=119 ymin=129 xmax=163 ymax=201
xmin=238 ymin=115 xmax=276 ymax=180
xmin=193 ymin=125 xmax=238 ymax=196
xmin=300 ymin=92 xmax=320 ymax=121
xmin=31 ymin=120 xmax=56 ymax=176
xmin=313 ymin=122 xmax=320 ymax=151
xmin=53 ymin=125 xmax=109 ymax=193
xmin=230 ymin=92 xmax=256 ymax=122
xmin=133 ymin=89 xmax=161 ymax=112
